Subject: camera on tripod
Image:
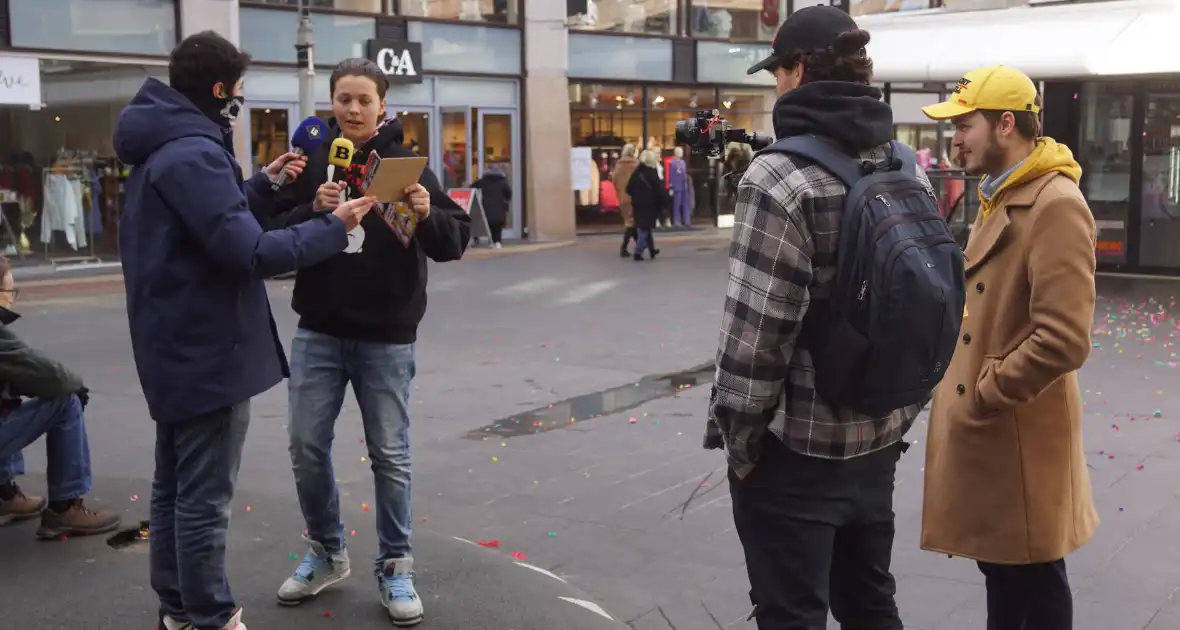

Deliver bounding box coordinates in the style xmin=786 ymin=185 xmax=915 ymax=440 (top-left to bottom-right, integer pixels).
xmin=674 ymin=109 xmax=773 ymax=158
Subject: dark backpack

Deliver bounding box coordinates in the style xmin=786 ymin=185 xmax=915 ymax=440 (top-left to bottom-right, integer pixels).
xmin=760 ymin=136 xmax=966 ymax=417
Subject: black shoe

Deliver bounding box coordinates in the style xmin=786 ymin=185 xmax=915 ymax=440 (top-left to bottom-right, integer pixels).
xmin=633 ymin=253 xmax=644 ymax=261
xmin=650 ymin=248 xmax=660 ymax=259
xmin=620 ymin=248 xmax=630 ymax=258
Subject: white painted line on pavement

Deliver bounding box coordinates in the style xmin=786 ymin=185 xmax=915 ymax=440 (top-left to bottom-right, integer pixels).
xmin=492 ymin=276 xmax=563 ymax=297
xmin=451 ymin=536 xmax=479 ymax=547
xmin=557 ymin=280 xmax=616 ymax=305
xmin=514 ymin=561 xmax=568 ymax=583
xmin=559 ymin=596 xmax=615 ymax=621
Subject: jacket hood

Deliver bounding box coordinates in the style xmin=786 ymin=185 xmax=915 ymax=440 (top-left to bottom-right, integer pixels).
xmin=114 ymin=78 xmax=229 ymax=166
xmin=978 ymin=137 xmax=1082 ymax=219
xmin=772 ymin=81 xmax=894 ymax=153
xmin=481 ymin=167 xmax=506 ymax=179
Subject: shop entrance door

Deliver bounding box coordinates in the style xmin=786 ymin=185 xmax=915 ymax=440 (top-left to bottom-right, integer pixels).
xmin=439 ymin=106 xmax=472 ymax=189
xmin=475 ymin=108 xmax=520 ymax=239
xmin=389 ymin=106 xmax=432 ymax=162
xmin=246 ymin=101 xmax=297 ymax=176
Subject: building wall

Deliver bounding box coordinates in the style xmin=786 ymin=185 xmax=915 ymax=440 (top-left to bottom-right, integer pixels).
xmin=523 ymin=0 xmax=575 ymax=241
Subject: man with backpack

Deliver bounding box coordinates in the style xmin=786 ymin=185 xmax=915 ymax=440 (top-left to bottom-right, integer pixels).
xmin=920 ymin=66 xmax=1097 ymax=630
xmin=704 ymin=7 xmax=965 ymax=629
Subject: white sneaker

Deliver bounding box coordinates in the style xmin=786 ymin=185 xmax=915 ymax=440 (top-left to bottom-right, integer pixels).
xmin=277 ymin=539 xmax=351 ymax=605
xmin=493 ymin=242 xmax=502 ymax=249
xmin=378 ymin=557 xmax=424 ymax=627
xmin=221 ymin=608 xmax=246 ymax=630
xmin=160 ymin=616 xmax=192 ymax=630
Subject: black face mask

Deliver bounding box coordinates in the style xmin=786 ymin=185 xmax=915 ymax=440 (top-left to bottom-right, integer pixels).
xmin=183 ymin=83 xmax=245 ymax=129
xmin=0 ymin=306 xmax=21 ymax=326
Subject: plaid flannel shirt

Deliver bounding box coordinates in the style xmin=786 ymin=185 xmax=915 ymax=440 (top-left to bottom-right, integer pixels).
xmin=705 ymin=143 xmax=929 ymax=478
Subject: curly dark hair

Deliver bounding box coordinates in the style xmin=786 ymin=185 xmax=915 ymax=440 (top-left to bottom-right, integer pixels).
xmin=168 ymin=31 xmax=251 ymax=100
xmin=329 ymin=58 xmax=390 ymax=97
xmin=773 ymin=29 xmax=874 ymax=85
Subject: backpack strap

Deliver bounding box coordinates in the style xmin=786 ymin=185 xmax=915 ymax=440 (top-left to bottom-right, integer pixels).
xmin=760 ymin=135 xmax=865 ymax=189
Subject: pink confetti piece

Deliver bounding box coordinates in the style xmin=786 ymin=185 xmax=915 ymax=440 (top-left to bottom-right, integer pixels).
xmin=130 ymin=494 xmax=139 ymax=502
xmin=511 ymin=551 xmax=527 ymax=561
xmin=477 ymin=539 xmax=500 ymax=548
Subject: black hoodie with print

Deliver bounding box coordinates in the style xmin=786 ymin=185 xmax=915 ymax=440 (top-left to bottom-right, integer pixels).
xmin=272 ymin=118 xmax=471 ymax=344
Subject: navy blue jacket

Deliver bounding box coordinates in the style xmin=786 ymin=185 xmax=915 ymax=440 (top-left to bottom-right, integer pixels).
xmin=114 ymin=78 xmax=349 ymax=423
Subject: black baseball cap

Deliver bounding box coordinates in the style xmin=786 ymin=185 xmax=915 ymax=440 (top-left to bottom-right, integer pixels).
xmin=746 ymin=6 xmax=860 ymax=75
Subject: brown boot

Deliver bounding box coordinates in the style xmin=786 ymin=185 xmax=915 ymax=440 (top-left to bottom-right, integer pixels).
xmin=0 ymin=483 xmax=47 ymax=526
xmin=36 ymin=499 xmax=120 ymax=540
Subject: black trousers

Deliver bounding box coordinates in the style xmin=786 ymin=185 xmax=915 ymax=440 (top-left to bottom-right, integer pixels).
xmin=729 ymin=436 xmax=905 ymax=630
xmin=978 ymin=559 xmax=1072 ymax=630
xmin=488 ymin=222 xmax=504 ymax=244
xmin=621 ymin=226 xmax=637 ymax=250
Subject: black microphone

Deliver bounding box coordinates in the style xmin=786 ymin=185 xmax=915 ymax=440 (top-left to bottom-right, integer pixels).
xmin=271 ymin=116 xmax=330 ymax=191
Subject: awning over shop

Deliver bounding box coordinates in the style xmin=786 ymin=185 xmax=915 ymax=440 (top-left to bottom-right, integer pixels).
xmin=857 ymin=0 xmax=1180 ymax=82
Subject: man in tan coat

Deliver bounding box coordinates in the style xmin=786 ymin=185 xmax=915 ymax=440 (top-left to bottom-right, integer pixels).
xmin=921 ymin=65 xmax=1098 ymax=630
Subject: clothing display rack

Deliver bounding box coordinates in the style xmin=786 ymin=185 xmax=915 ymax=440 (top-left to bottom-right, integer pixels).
xmin=39 ymin=148 xmax=122 ymax=268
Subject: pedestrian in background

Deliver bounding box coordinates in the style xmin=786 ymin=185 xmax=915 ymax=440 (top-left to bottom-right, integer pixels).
xmin=626 ymin=149 xmax=667 ymax=261
xmin=611 ymin=143 xmax=639 ymax=257
xmin=116 ymin=31 xmax=372 ymax=630
xmin=270 ymin=57 xmax=470 ymax=628
xmin=921 ymin=65 xmax=1098 ymax=630
xmin=472 ymin=165 xmax=512 ymax=248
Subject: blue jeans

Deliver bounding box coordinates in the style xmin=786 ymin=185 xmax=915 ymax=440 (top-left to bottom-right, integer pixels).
xmin=150 ymin=402 xmax=250 ymax=630
xmin=288 ymin=328 xmax=414 ymax=568
xmin=0 ymin=395 xmax=91 ymax=500
xmin=636 ymin=228 xmax=655 ymax=254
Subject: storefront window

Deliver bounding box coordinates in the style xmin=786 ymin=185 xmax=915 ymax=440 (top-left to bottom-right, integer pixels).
xmin=398 ymin=0 xmax=518 ymax=24
xmin=568 ymin=34 xmax=673 ymax=82
xmin=568 ymin=0 xmax=677 ymax=36
xmin=849 ymin=0 xmax=934 ymax=17
xmin=691 ymin=1 xmax=784 ymax=41
xmin=1140 ymin=89 xmax=1180 ymax=268
xmin=1078 ymin=82 xmax=1132 ymax=265
xmin=250 ymin=107 xmax=292 ymax=174
xmin=11 ymin=0 xmax=177 ymax=56
xmin=570 ymin=83 xmax=642 ymax=227
xmin=407 ymin=22 xmax=522 ymax=75
xmin=0 ymin=59 xmax=162 ymax=261
xmin=244 ymin=0 xmax=383 ymax=11
xmin=239 ymin=8 xmax=374 ymax=64
xmin=697 ymin=42 xmax=775 ymax=87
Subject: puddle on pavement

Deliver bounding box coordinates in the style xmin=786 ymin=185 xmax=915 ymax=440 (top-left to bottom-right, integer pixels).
xmin=466 ymin=362 xmax=714 ymax=440
xmin=106 ymin=520 xmax=150 ymax=551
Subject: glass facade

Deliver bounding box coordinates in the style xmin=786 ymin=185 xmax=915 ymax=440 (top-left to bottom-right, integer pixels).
xmin=569 ymin=0 xmax=678 ymax=35
xmin=849 ymin=0 xmax=937 ymax=16
xmin=1140 ymin=90 xmax=1180 ymax=268
xmin=690 ymin=1 xmax=786 ymax=40
xmin=397 ymin=0 xmax=518 ymax=23
xmin=10 ymin=0 xmax=177 ymax=56
xmin=244 ymin=0 xmax=384 ymax=11
xmin=407 ymin=22 xmax=521 ymax=75
xmin=568 ymin=34 xmax=673 ymax=81
xmin=239 ymin=9 xmax=374 ymax=64
xmin=1079 ymin=82 xmax=1133 ymax=265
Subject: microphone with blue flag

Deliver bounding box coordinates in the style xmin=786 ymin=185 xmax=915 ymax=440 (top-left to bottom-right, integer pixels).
xmin=270 ymin=116 xmax=329 ymax=191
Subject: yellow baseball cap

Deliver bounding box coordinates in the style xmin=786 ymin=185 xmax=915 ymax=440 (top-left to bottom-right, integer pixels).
xmin=922 ymin=65 xmax=1041 ymax=121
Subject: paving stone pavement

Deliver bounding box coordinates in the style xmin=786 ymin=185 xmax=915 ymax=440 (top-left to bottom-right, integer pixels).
xmin=3 ymin=236 xmax=1179 ymax=630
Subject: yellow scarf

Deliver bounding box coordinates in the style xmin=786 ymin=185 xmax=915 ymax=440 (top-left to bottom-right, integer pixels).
xmin=978 ymin=137 xmax=1082 ymax=220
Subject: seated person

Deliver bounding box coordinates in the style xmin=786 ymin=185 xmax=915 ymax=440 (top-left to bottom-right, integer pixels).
xmin=0 ymin=257 xmax=120 ymax=539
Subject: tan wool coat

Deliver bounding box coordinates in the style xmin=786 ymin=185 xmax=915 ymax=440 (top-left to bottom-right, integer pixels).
xmin=922 ymin=170 xmax=1100 ymax=565
xmin=611 ymin=156 xmax=638 ymax=228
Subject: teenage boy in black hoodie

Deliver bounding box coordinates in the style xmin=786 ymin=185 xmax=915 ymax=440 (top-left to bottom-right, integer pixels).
xmin=705 ymin=8 xmax=931 ymax=630
xmin=270 ymin=58 xmax=470 ymax=627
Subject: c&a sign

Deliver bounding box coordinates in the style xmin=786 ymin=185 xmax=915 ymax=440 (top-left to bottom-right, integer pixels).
xmin=365 ymin=39 xmax=424 ymax=85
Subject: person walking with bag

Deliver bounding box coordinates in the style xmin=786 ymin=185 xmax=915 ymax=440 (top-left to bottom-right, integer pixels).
xmin=626 ymin=149 xmax=667 ymax=261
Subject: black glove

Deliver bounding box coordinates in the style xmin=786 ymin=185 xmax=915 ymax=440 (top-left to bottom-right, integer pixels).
xmin=75 ymin=387 xmax=89 ymax=409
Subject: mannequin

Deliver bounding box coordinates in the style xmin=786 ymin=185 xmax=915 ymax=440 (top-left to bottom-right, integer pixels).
xmin=667 ymin=147 xmax=691 ymax=228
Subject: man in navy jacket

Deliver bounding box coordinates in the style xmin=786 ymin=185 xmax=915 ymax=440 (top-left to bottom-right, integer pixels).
xmin=114 ymin=31 xmax=374 ymax=630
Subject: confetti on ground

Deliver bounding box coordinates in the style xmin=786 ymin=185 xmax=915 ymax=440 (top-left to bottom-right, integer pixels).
xmin=492 ymin=456 xmax=499 ymax=462
xmin=289 ymin=553 xmax=299 ymax=560
xmin=245 ymin=505 xmax=251 ymax=512
xmin=351 ymin=530 xmax=357 ymax=537
xmin=511 ymin=551 xmax=527 ymax=561
xmin=1137 ymin=464 xmax=1145 ymax=470
xmin=629 ymin=417 xmax=637 ymax=424
xmin=548 ymin=531 xmax=557 ymax=537
xmin=477 ymin=539 xmax=501 ymax=548
xmin=362 ymin=503 xmax=371 ymax=512
xmin=129 ymin=494 xmax=139 ymax=502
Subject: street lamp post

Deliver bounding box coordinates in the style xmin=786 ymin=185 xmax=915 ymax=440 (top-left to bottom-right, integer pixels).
xmin=295 ymin=0 xmax=316 ymax=120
